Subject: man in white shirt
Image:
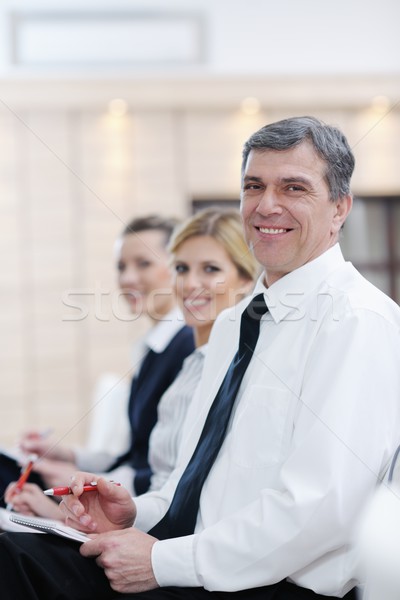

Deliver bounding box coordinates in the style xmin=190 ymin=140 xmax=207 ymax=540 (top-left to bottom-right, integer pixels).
xmin=2 ymin=116 xmax=400 ymax=600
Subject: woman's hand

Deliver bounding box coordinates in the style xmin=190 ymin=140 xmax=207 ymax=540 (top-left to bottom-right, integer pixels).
xmin=19 ymin=430 xmax=75 ymax=462
xmin=5 ymin=482 xmax=63 ymax=519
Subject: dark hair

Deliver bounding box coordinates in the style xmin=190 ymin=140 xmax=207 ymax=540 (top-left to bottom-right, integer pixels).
xmin=122 ymin=215 xmax=180 ymax=247
xmin=242 ymin=116 xmax=355 ymax=201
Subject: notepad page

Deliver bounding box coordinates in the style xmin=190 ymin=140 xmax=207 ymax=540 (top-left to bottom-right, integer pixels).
xmin=7 ymin=512 xmax=90 ymax=543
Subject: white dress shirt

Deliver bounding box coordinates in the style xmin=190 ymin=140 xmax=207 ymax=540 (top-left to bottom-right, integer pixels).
xmin=148 ymin=345 xmax=207 ymax=492
xmin=134 ymin=244 xmax=400 ymax=596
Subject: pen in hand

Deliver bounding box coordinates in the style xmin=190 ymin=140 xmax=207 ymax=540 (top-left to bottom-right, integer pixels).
xmin=43 ymin=481 xmax=121 ymax=496
xmin=6 ymin=455 xmax=37 ymax=511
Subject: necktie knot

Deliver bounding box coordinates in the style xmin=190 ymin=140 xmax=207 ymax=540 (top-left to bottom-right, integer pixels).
xmin=243 ymin=293 xmax=268 ymax=320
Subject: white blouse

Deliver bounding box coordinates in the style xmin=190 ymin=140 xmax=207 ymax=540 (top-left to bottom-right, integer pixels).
xmin=148 ymin=346 xmax=206 ymax=493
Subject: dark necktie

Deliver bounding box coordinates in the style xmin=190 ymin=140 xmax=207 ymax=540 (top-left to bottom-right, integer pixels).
xmin=149 ymin=293 xmax=268 ymax=540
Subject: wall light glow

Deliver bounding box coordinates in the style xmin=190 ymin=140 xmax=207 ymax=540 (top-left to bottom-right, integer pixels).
xmin=371 ymin=95 xmax=390 ymax=114
xmin=240 ymin=97 xmax=261 ymax=116
xmin=108 ymin=98 xmax=129 ymax=117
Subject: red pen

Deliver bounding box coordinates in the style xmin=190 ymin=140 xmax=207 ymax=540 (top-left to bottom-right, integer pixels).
xmin=6 ymin=456 xmax=37 ymax=510
xmin=43 ymin=481 xmax=121 ymax=496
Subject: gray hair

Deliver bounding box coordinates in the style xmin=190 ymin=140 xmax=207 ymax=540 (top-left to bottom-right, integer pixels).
xmin=241 ymin=116 xmax=355 ymax=201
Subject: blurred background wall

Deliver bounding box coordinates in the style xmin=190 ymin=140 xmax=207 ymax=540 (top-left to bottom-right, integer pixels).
xmin=0 ymin=0 xmax=399 ymax=446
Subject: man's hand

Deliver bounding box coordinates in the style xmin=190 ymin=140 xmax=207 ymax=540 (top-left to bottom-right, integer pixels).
xmin=80 ymin=528 xmax=159 ymax=594
xmin=60 ymin=473 xmax=136 ymax=533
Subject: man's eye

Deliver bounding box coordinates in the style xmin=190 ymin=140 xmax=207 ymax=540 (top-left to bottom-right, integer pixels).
xmin=243 ymin=183 xmax=262 ymax=190
xmin=287 ymin=185 xmax=306 ymax=192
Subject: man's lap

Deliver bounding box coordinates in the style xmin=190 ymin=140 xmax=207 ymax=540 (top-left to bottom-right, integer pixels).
xmin=0 ymin=532 xmax=356 ymax=600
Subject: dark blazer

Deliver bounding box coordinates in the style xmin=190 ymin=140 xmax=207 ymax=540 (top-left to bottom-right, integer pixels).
xmin=110 ymin=325 xmax=195 ymax=495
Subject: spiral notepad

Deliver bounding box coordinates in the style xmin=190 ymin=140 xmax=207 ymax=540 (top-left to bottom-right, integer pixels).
xmin=9 ymin=513 xmax=90 ymax=543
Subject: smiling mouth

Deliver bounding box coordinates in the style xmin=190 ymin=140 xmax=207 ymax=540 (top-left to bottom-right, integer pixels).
xmin=258 ymin=227 xmax=290 ymax=234
xmin=184 ymin=298 xmax=210 ymax=308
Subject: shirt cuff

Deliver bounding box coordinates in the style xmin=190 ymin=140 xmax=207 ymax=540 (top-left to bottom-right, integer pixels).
xmin=133 ymin=494 xmax=168 ymax=532
xmin=151 ymin=535 xmax=201 ymax=588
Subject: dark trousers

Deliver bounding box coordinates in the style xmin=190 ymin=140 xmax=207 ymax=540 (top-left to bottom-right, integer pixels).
xmin=0 ymin=533 xmax=357 ymax=600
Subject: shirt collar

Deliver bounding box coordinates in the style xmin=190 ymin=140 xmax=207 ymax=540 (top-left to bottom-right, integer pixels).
xmin=145 ymin=307 xmax=186 ymax=353
xmin=196 ymin=343 xmax=208 ymax=357
xmin=253 ymin=244 xmax=346 ymax=324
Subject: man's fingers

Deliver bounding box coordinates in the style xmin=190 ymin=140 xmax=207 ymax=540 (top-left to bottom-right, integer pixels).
xmin=68 ymin=471 xmax=98 ymax=495
xmin=63 ymin=511 xmax=98 ymax=533
xmin=59 ymin=498 xmax=84 ymax=522
xmin=96 ymin=478 xmax=125 ymax=500
xmin=80 ymin=535 xmax=103 ymax=558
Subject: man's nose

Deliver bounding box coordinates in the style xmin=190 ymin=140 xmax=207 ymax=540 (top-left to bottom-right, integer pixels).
xmin=256 ymin=189 xmax=282 ymax=215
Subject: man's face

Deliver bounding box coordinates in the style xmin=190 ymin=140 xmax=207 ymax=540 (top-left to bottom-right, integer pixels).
xmin=240 ymin=141 xmax=351 ymax=286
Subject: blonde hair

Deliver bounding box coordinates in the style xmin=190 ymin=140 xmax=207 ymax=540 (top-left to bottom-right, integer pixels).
xmin=169 ymin=208 xmax=258 ymax=281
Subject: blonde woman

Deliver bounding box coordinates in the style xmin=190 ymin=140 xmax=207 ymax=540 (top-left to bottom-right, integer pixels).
xmin=149 ymin=208 xmax=258 ymax=490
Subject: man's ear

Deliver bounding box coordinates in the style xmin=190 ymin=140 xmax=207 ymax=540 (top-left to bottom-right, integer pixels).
xmin=332 ymin=194 xmax=353 ymax=233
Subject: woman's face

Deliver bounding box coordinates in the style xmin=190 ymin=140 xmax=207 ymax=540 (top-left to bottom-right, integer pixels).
xmin=117 ymin=230 xmax=175 ymax=321
xmin=173 ymin=235 xmax=252 ymax=343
